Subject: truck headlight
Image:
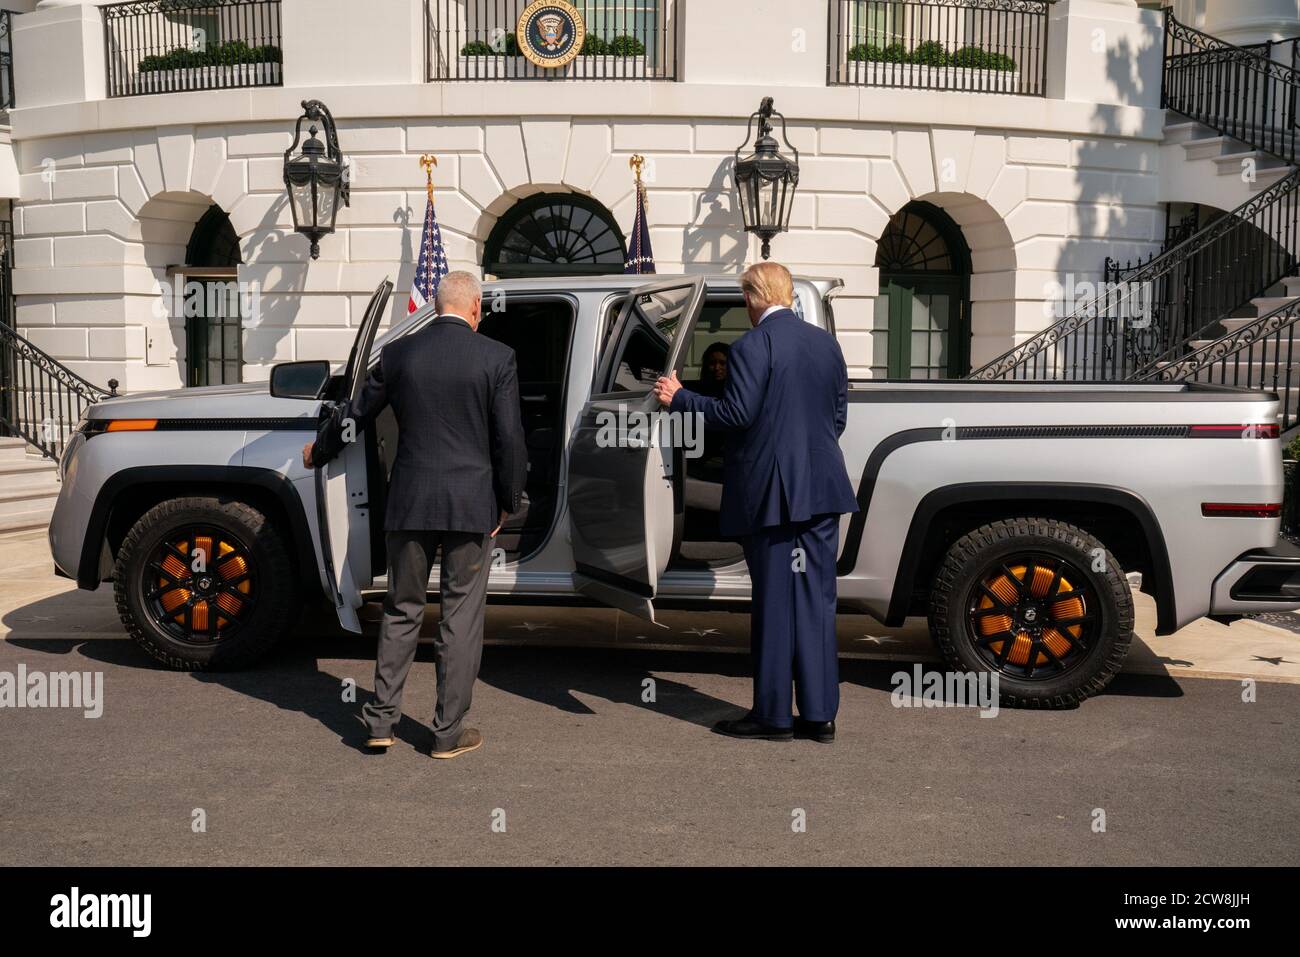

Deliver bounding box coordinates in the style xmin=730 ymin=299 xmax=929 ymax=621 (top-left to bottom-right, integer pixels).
xmin=59 ymin=431 xmax=86 ymax=481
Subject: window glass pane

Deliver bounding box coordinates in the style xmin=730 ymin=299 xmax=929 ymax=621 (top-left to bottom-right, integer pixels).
xmin=610 ymin=325 xmax=668 ymax=392
xmin=681 ymin=302 xmax=749 ymax=381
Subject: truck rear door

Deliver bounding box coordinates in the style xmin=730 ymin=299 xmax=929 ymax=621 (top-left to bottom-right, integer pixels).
xmin=566 ymin=277 xmax=707 ymax=623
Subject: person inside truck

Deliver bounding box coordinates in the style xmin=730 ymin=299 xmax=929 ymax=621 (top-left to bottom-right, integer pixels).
xmin=692 ymin=341 xmax=730 ymax=398
xmin=689 ymin=341 xmax=730 ymax=476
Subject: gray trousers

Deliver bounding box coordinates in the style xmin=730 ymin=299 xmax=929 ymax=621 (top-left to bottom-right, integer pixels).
xmin=363 ymin=529 xmax=494 ymax=751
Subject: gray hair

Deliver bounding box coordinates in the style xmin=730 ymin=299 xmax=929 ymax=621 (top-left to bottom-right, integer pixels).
xmin=434 ymin=270 xmax=482 ymax=313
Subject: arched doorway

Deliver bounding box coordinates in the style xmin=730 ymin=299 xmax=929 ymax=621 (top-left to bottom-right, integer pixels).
xmin=873 ymin=200 xmax=972 ymax=379
xmin=483 ymin=193 xmax=626 ymax=279
xmin=180 ymin=204 xmax=243 ymax=386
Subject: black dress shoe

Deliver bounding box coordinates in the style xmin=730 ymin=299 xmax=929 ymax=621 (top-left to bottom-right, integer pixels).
xmin=794 ymin=719 xmax=836 ymax=743
xmin=712 ymin=717 xmax=793 ymax=740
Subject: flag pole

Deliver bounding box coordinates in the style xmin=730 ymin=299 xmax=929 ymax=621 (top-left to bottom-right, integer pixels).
xmin=420 ymin=153 xmax=437 ymax=206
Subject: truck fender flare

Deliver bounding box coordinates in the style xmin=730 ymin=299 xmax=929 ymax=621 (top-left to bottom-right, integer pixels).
xmin=78 ymin=465 xmax=319 ymax=597
xmin=884 ymin=481 xmax=1177 ymax=635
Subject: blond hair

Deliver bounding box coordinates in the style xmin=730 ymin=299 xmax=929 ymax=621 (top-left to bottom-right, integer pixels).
xmin=740 ymin=261 xmax=794 ymax=309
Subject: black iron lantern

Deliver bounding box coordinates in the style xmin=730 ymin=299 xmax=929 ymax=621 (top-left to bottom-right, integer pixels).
xmin=733 ymin=97 xmax=800 ymax=260
xmin=283 ymin=99 xmax=349 ymax=259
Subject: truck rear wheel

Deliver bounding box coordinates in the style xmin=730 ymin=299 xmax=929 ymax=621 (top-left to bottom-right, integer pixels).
xmin=927 ymin=517 xmax=1133 ymax=709
xmin=113 ymin=497 xmax=299 ymax=671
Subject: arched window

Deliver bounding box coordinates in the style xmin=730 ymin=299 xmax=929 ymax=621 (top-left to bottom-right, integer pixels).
xmin=873 ymin=200 xmax=972 ymax=380
xmin=181 ymin=204 xmax=242 ymax=386
xmin=186 ymin=204 xmax=241 ymax=267
xmin=484 ymin=193 xmax=626 ymax=279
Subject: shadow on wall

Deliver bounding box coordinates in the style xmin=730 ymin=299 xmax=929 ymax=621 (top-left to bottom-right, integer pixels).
xmin=1049 ymin=22 xmax=1163 ymax=365
xmin=682 ymin=157 xmax=746 ymax=270
xmin=239 ymin=192 xmax=307 ymax=377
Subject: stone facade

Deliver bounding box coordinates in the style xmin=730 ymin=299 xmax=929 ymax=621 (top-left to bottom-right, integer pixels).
xmin=4 ymin=0 xmax=1295 ymax=390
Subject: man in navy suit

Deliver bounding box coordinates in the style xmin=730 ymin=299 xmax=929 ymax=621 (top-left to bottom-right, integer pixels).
xmin=654 ymin=262 xmax=858 ymax=743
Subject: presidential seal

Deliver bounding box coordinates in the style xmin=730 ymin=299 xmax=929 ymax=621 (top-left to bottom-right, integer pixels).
xmin=517 ymin=0 xmax=586 ymax=69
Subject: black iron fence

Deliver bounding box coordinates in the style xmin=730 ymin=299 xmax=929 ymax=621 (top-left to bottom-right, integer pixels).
xmin=1141 ymin=295 xmax=1300 ymax=434
xmin=102 ymin=0 xmax=283 ymax=98
xmin=970 ymin=168 xmax=1300 ymax=380
xmin=1164 ymin=12 xmax=1300 ymax=165
xmin=0 ymin=217 xmax=117 ymax=458
xmin=0 ymin=9 xmax=14 ymax=111
xmin=0 ymin=216 xmax=113 ymax=459
xmin=827 ymin=0 xmax=1050 ymax=95
xmin=426 ymin=0 xmax=679 ymax=81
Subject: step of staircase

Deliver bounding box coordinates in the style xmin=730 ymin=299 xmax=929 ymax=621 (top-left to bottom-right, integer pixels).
xmin=1212 ymin=149 xmax=1290 ymax=175
xmin=0 ymin=438 xmax=60 ymax=534
xmin=1165 ymin=118 xmax=1297 ymax=193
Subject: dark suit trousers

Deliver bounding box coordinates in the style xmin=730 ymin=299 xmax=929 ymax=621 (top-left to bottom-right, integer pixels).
xmin=363 ymin=529 xmax=494 ymax=751
xmin=741 ymin=514 xmax=841 ymax=726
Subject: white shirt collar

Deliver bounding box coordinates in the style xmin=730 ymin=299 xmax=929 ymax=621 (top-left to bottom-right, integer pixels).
xmin=438 ymin=312 xmax=471 ymax=327
xmin=759 ymin=304 xmax=786 ymax=324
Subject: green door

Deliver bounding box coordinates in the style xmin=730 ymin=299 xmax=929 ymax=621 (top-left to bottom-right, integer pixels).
xmin=873 ymin=200 xmax=973 ymax=380
xmin=876 ymin=275 xmax=968 ymax=379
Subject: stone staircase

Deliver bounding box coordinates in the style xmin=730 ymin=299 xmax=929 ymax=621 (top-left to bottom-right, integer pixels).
xmin=1174 ymin=275 xmax=1300 ymax=431
xmin=0 ymin=437 xmax=60 ymax=535
xmin=1164 ymin=119 xmax=1295 ymax=193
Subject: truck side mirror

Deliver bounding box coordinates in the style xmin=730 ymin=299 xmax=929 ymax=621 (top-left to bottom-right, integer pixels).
xmin=270 ymin=360 xmax=331 ymax=400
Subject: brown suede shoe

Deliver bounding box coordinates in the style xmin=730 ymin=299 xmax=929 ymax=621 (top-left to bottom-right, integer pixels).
xmin=431 ymin=728 xmax=482 ymax=760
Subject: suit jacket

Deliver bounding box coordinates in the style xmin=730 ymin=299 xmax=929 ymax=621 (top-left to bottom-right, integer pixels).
xmin=312 ymin=315 xmax=528 ymax=533
xmin=671 ymin=308 xmax=859 ymax=537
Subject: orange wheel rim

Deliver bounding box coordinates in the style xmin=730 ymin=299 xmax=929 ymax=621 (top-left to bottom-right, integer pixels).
xmin=966 ymin=554 xmax=1096 ymax=679
xmin=144 ymin=526 xmax=256 ymax=645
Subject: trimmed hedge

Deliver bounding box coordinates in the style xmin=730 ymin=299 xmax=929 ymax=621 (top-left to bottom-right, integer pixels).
xmin=847 ymin=40 xmax=1016 ymax=71
xmin=138 ymin=40 xmax=281 ymax=73
xmin=461 ymin=33 xmax=520 ymax=55
xmin=951 ymin=45 xmax=1018 ymax=71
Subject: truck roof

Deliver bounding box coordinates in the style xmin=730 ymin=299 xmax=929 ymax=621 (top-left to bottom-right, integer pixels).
xmin=480 ymin=273 xmax=844 ymax=297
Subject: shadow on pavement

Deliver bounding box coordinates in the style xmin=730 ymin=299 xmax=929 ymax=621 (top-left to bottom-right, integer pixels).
xmin=3 ymin=587 xmax=1185 ymax=743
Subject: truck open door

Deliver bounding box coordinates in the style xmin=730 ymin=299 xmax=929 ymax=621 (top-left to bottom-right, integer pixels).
xmin=566 ymin=277 xmax=707 ymax=623
xmin=316 ymin=278 xmax=392 ymax=633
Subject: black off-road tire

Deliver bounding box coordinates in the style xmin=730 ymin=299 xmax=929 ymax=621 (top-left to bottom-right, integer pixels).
xmin=114 ymin=496 xmax=299 ymax=671
xmin=928 ymin=517 xmax=1133 ymax=709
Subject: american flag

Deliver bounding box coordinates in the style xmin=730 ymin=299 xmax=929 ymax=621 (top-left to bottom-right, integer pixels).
xmin=624 ymin=179 xmax=655 ymax=274
xmin=408 ymin=194 xmax=449 ymax=313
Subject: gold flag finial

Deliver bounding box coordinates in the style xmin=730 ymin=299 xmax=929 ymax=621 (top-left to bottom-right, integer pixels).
xmin=629 ymin=154 xmax=645 ymax=184
xmin=420 ymin=154 xmax=438 ymax=204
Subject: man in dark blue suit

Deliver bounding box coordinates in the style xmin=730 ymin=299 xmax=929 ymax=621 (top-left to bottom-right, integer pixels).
xmin=655 ymin=262 xmax=858 ymax=743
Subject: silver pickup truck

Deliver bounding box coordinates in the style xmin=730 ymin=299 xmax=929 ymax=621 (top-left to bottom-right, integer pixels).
xmin=49 ymin=274 xmax=1300 ymax=708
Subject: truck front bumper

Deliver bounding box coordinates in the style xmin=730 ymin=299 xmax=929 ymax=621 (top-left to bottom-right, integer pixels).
xmin=1210 ymin=542 xmax=1300 ymax=614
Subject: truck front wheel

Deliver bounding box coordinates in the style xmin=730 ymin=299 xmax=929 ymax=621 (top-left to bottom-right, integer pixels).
xmin=928 ymin=517 xmax=1133 ymax=709
xmin=113 ymin=496 xmax=299 ymax=671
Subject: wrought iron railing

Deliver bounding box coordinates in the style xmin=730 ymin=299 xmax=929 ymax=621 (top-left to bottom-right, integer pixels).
xmin=0 ymin=324 xmax=115 ymax=461
xmin=0 ymin=10 xmax=14 ymax=112
xmin=1164 ymin=12 xmax=1300 ymax=165
xmin=970 ymin=168 xmax=1300 ymax=380
xmin=1141 ymin=296 xmax=1300 ymax=433
xmin=425 ymin=0 xmax=679 ymax=81
xmin=827 ymin=0 xmax=1050 ymax=95
xmin=0 ymin=214 xmax=114 ymax=460
xmin=102 ymin=0 xmax=283 ymax=99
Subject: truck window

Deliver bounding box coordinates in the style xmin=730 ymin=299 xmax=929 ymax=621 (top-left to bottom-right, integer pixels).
xmin=681 ymin=298 xmax=748 ymax=383
xmin=601 ymin=285 xmax=696 ymax=394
